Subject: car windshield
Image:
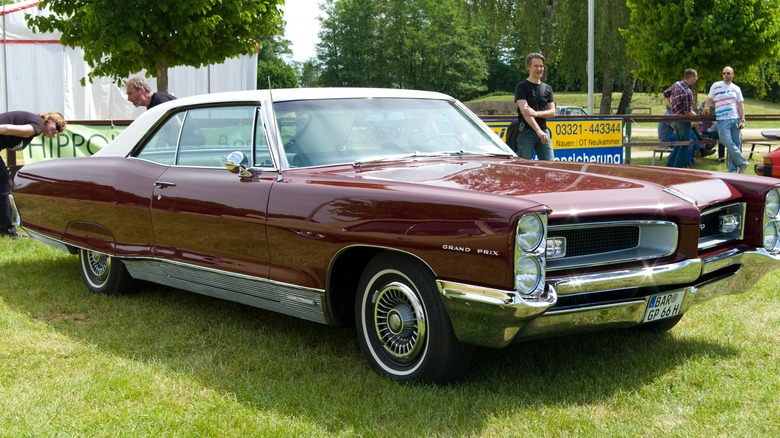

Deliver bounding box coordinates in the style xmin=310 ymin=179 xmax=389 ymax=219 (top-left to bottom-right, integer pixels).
xmin=274 ymin=97 xmax=511 ymax=167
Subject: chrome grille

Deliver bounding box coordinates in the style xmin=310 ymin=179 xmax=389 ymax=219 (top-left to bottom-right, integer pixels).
xmin=554 ymin=225 xmax=640 ymax=257
xmin=547 ymin=221 xmax=678 ymax=271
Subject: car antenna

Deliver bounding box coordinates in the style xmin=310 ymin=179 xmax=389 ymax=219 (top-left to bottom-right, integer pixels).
xmin=267 ymin=77 xmax=284 ymax=178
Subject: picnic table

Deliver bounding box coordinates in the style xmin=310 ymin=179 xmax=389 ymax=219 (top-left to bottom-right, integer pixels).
xmin=745 ymin=130 xmax=780 ymax=159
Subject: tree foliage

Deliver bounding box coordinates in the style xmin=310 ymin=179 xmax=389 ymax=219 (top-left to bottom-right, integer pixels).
xmin=27 ymin=0 xmax=284 ymax=92
xmin=624 ymin=0 xmax=780 ymax=94
xmin=316 ymin=0 xmax=487 ymax=100
xmin=256 ymin=29 xmax=299 ymax=89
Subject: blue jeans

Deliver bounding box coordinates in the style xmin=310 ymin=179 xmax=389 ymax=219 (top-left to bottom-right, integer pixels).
xmin=666 ymin=122 xmax=694 ymax=168
xmin=717 ymin=118 xmax=747 ymax=172
xmin=663 ymin=131 xmax=701 ymax=168
xmin=516 ymin=128 xmax=554 ymax=160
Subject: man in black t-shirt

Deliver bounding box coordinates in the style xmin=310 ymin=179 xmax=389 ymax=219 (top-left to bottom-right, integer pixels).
xmin=0 ymin=111 xmax=67 ymax=238
xmin=514 ymin=53 xmax=555 ymax=160
xmin=125 ymin=76 xmax=177 ymax=109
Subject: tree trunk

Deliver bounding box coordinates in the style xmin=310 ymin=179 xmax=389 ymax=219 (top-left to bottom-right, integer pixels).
xmin=616 ymin=72 xmax=636 ymax=114
xmin=599 ymin=67 xmax=615 ymax=114
xmin=155 ymin=61 xmax=169 ymax=93
xmin=539 ymin=0 xmax=554 ymax=56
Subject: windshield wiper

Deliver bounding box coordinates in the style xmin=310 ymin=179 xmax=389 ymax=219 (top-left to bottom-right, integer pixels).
xmin=353 ymin=150 xmax=487 ymax=167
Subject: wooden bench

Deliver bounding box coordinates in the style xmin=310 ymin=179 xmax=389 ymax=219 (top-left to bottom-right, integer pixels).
xmin=652 ymin=146 xmax=673 ymax=165
xmin=745 ymin=141 xmax=779 ymax=159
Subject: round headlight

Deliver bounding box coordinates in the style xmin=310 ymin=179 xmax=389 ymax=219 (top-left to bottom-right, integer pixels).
xmin=764 ymin=222 xmax=779 ymax=252
xmin=516 ymin=214 xmax=544 ymax=252
xmin=515 ymin=256 xmax=541 ymax=293
xmin=766 ymin=189 xmax=780 ymax=219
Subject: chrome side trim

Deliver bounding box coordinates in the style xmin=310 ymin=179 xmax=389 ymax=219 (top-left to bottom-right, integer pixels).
xmin=9 ymin=194 xmax=20 ymax=228
xmin=17 ymin=231 xmax=330 ymax=324
xmin=122 ymin=259 xmax=329 ymax=324
xmin=23 ymin=229 xmax=73 ymax=253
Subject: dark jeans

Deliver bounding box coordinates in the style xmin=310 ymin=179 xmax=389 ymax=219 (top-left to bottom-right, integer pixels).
xmin=0 ymin=153 xmax=15 ymax=234
xmin=665 ymin=122 xmax=698 ymax=168
xmin=515 ymin=128 xmax=554 ymax=160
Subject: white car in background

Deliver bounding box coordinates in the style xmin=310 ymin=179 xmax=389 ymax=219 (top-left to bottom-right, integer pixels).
xmin=556 ymin=105 xmax=588 ymax=116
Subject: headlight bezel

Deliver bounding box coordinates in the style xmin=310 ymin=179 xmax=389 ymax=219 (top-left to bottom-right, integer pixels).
xmin=763 ymin=188 xmax=780 ymax=253
xmin=514 ymin=212 xmax=548 ymax=297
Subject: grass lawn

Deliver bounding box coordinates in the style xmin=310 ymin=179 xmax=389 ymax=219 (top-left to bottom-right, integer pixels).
xmin=1 ymin=238 xmax=778 ymax=436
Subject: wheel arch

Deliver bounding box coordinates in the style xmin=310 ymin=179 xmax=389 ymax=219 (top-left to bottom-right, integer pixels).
xmin=326 ymin=245 xmax=438 ymax=326
xmin=63 ymin=221 xmax=117 ymax=255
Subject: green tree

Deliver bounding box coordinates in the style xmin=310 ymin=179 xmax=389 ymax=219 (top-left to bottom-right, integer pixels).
xmin=624 ymin=0 xmax=780 ymax=93
xmin=27 ymin=0 xmax=284 ymax=92
xmin=317 ymin=0 xmax=487 ymax=100
xmin=256 ymin=30 xmax=299 ymax=89
xmin=299 ymin=60 xmax=322 ymax=87
xmin=317 ymin=0 xmax=386 ymax=87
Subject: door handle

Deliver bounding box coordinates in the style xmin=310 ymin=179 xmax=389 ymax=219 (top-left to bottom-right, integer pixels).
xmin=154 ymin=181 xmax=177 ymax=188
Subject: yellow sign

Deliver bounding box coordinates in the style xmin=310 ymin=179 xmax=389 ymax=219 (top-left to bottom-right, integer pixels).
xmin=480 ymin=117 xmax=625 ymax=163
xmin=548 ymin=120 xmax=623 ymax=149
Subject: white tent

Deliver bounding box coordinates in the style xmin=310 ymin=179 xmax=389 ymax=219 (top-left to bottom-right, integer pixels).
xmin=0 ymin=0 xmax=258 ymax=120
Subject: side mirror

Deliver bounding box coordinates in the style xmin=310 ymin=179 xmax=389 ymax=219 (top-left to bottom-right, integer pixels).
xmin=225 ymin=151 xmax=252 ymax=178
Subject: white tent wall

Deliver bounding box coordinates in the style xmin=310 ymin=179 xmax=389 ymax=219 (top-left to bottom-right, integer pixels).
xmin=1 ymin=0 xmax=257 ymax=120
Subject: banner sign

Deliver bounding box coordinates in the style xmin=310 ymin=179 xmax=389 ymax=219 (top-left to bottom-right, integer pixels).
xmin=22 ymin=124 xmax=128 ymax=163
xmin=482 ymin=118 xmax=625 ymax=164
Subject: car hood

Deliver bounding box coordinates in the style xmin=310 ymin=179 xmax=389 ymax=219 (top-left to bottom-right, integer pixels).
xmin=337 ymin=157 xmax=740 ymax=219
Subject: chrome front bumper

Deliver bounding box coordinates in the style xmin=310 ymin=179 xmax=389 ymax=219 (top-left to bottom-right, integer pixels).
xmin=438 ymin=248 xmax=780 ymax=348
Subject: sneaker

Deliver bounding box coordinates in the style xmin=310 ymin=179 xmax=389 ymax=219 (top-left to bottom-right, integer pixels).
xmin=701 ymin=147 xmax=717 ymax=157
xmin=718 ymin=158 xmax=725 ymax=163
xmin=738 ymin=165 xmax=747 ymax=174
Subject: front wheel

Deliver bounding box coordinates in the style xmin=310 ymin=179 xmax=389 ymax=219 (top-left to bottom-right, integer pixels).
xmin=355 ymin=253 xmax=472 ymax=384
xmin=78 ymin=248 xmax=135 ymax=295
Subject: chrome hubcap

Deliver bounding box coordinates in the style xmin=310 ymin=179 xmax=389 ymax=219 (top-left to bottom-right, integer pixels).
xmin=87 ymin=252 xmax=110 ymax=281
xmin=373 ymin=281 xmax=426 ymax=363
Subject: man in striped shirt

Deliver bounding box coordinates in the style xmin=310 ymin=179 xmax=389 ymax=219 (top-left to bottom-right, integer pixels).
xmin=662 ymin=69 xmax=698 ymax=168
xmin=704 ymin=66 xmax=747 ymax=173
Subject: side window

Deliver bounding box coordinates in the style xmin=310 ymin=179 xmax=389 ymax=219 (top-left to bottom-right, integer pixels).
xmin=180 ymin=107 xmax=255 ymax=167
xmin=135 ymin=113 xmax=184 ymax=165
xmin=135 ymin=106 xmax=258 ymax=168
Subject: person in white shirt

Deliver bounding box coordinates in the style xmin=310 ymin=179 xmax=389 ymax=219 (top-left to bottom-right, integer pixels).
xmin=703 ymin=66 xmax=747 ymax=173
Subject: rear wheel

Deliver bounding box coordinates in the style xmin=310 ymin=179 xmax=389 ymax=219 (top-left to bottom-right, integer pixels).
xmin=78 ymin=249 xmax=135 ymax=295
xmin=355 ymin=253 xmax=472 ymax=384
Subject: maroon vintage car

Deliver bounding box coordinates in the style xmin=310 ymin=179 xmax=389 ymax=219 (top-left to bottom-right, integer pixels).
xmin=10 ymin=88 xmax=780 ymax=383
